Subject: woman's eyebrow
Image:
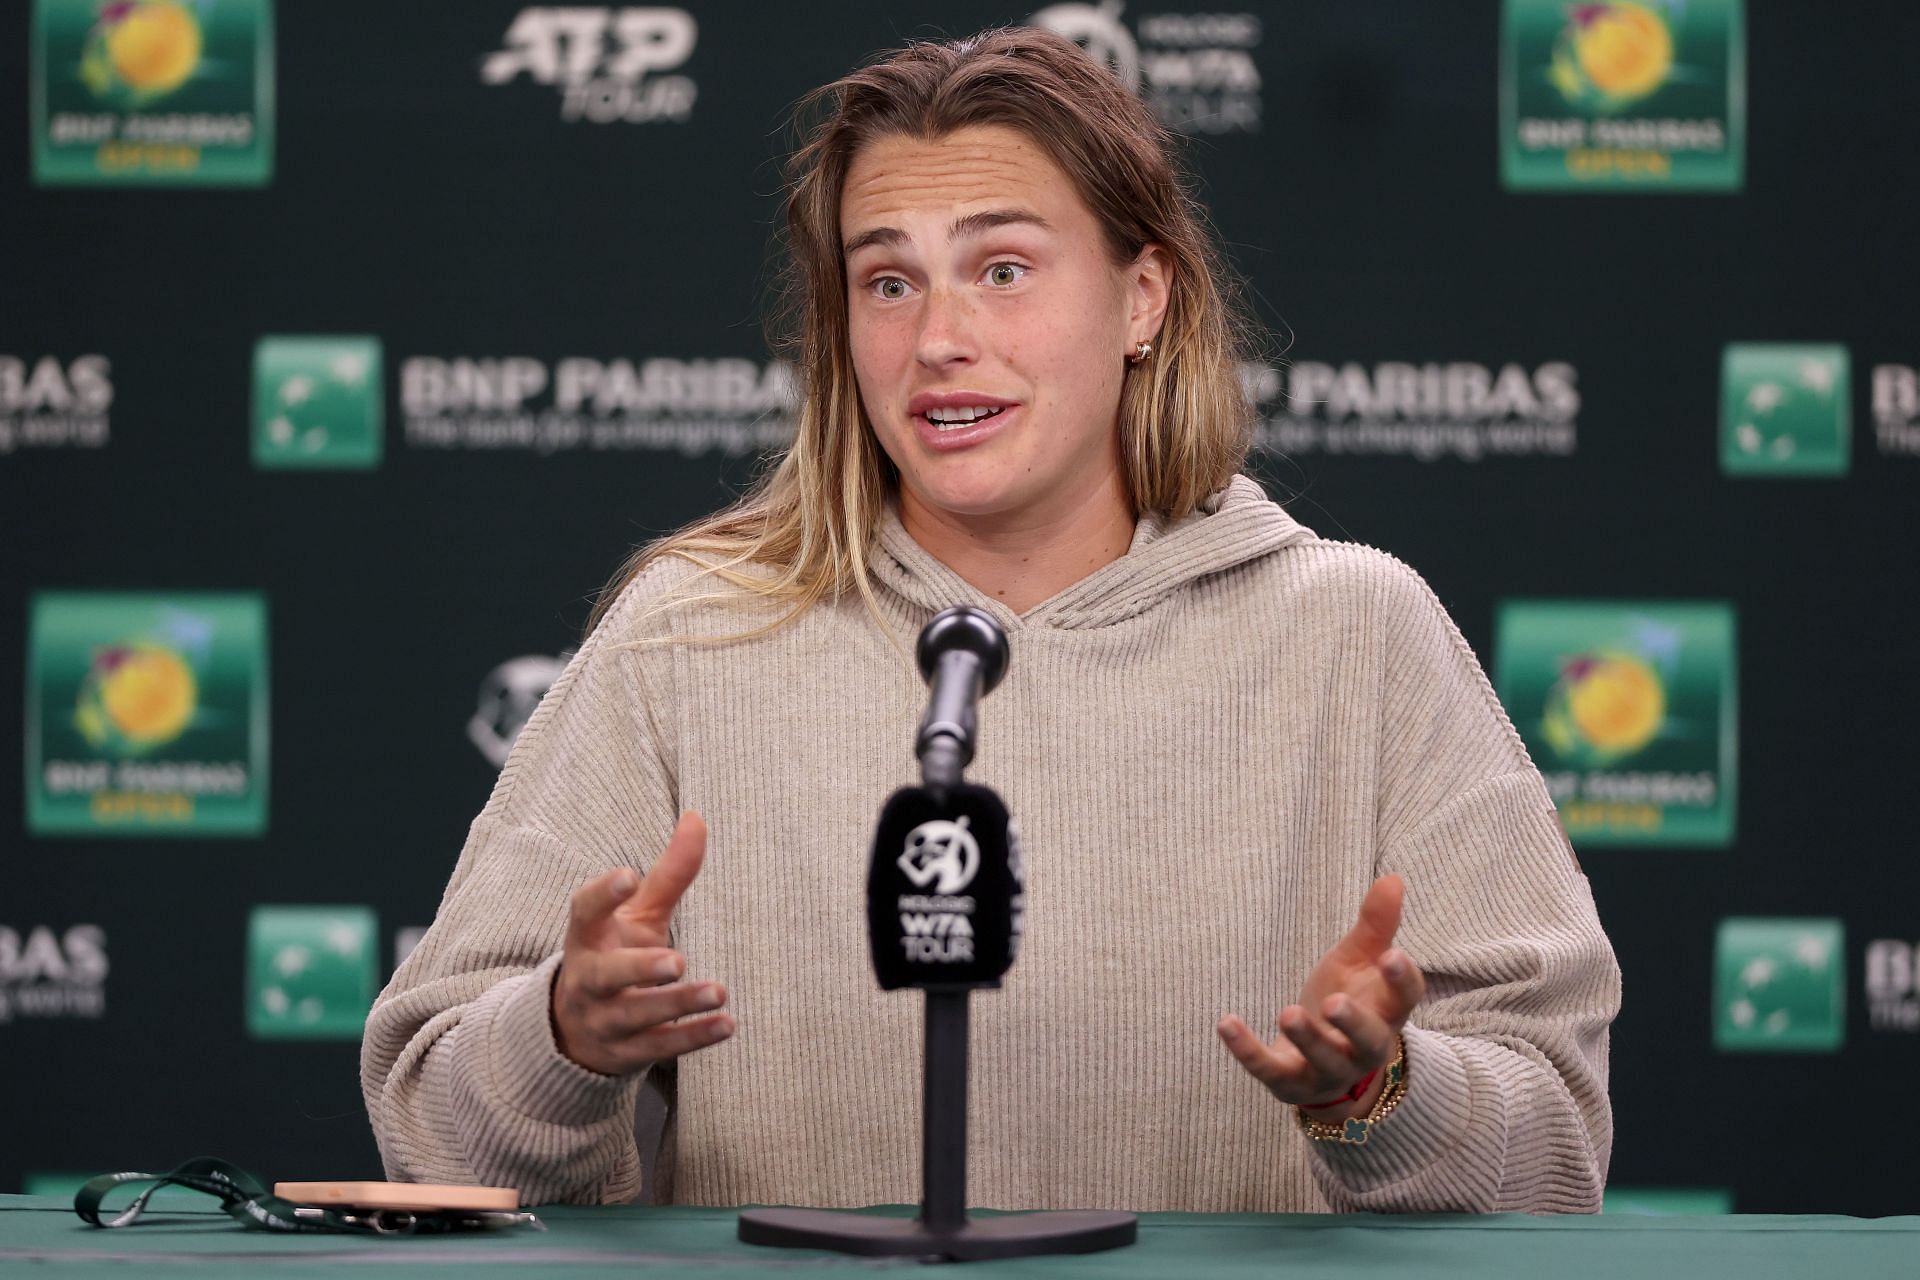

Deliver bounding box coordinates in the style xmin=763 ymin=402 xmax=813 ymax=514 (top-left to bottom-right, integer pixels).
xmin=843 ymin=208 xmax=1053 ymax=259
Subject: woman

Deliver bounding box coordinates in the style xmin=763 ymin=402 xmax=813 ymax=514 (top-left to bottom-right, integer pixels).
xmin=362 ymin=28 xmax=1618 ymax=1214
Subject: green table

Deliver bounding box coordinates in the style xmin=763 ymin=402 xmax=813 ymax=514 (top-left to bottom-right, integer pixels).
xmin=2 ymin=1195 xmax=1913 ymax=1278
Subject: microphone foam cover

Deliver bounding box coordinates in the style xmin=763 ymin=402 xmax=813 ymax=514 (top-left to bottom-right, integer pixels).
xmin=867 ymin=783 xmax=1024 ymax=991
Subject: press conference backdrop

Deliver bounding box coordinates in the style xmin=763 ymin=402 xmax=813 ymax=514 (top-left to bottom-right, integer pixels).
xmin=2 ymin=0 xmax=1916 ymax=1218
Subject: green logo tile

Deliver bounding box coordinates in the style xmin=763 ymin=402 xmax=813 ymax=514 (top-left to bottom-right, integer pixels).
xmin=1494 ymin=601 xmax=1736 ymax=846
xmin=25 ymin=592 xmax=269 ymax=836
xmin=1603 ymin=1187 xmax=1735 ymax=1215
xmin=1714 ymin=918 xmax=1845 ymax=1052
xmin=1720 ymin=344 xmax=1851 ymax=476
xmin=1500 ymin=0 xmax=1744 ymax=192
xmin=246 ymin=905 xmax=377 ymax=1040
xmin=31 ymin=0 xmax=275 ymax=187
xmin=252 ymin=336 xmax=384 ymax=469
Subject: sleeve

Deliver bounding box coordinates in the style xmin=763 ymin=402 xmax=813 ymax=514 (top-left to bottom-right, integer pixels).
xmin=358 ymin=604 xmax=684 ymax=1206
xmin=1308 ymin=556 xmax=1621 ymax=1214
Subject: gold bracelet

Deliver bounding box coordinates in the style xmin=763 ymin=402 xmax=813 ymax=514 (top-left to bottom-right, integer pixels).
xmin=1296 ymin=1036 xmax=1407 ymax=1146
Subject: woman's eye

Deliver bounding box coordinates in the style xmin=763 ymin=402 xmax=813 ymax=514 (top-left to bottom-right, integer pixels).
xmin=985 ymin=262 xmax=1026 ymax=287
xmin=873 ymin=277 xmax=910 ymax=301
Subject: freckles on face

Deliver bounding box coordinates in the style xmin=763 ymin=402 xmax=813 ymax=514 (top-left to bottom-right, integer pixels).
xmin=839 ymin=125 xmax=1134 ymax=518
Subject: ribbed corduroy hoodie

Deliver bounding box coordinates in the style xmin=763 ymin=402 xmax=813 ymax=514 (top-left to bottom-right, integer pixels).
xmin=361 ymin=476 xmax=1619 ymax=1214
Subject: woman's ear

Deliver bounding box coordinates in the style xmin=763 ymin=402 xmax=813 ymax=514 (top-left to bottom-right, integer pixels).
xmin=1127 ymin=244 xmax=1175 ymax=348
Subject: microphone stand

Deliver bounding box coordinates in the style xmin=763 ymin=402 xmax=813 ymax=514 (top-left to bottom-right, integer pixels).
xmin=739 ymin=612 xmax=1136 ymax=1261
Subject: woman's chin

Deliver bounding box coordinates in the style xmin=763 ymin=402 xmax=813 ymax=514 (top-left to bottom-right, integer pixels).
xmin=901 ymin=471 xmax=1036 ymax=522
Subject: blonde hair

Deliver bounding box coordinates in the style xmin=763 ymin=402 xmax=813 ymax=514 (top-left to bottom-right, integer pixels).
xmin=587 ymin=27 xmax=1253 ymax=640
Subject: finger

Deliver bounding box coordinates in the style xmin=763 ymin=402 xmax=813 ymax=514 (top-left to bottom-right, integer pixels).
xmin=572 ymin=946 xmax=685 ymax=997
xmin=1278 ymin=1005 xmax=1355 ymax=1080
xmin=1379 ymin=948 xmax=1427 ymax=1017
xmin=1216 ymin=1015 xmax=1309 ymax=1088
xmin=622 ymin=1010 xmax=736 ymax=1066
xmin=565 ymin=866 xmax=641 ymax=952
xmin=1335 ymin=874 xmax=1405 ymax=962
xmin=1322 ymin=992 xmax=1396 ymax=1066
xmin=625 ymin=812 xmax=708 ymax=932
xmin=596 ymin=981 xmax=728 ymax=1037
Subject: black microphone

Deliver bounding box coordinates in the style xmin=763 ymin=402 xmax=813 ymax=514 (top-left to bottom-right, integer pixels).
xmin=867 ymin=783 xmax=1024 ymax=991
xmin=868 ymin=607 xmax=1022 ymax=992
xmin=914 ymin=606 xmax=1010 ymax=795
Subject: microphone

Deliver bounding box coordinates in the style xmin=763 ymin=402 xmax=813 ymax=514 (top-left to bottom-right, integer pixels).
xmin=867 ymin=783 xmax=1023 ymax=991
xmin=914 ymin=606 xmax=1010 ymax=794
xmin=744 ymin=603 xmax=1135 ymax=1260
xmin=868 ymin=607 xmax=1022 ymax=992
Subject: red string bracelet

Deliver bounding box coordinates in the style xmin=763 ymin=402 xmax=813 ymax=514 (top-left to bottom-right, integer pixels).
xmin=1299 ymin=1066 xmax=1378 ymax=1110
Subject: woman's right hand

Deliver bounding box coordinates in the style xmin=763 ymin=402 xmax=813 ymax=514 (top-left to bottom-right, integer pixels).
xmin=551 ymin=811 xmax=735 ymax=1076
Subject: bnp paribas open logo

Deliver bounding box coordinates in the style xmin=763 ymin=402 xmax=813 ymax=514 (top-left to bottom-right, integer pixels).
xmin=25 ymin=592 xmax=268 ymax=835
xmin=252 ymin=337 xmax=383 ymax=469
xmin=31 ymin=0 xmax=275 ymax=186
xmin=1714 ymin=918 xmax=1845 ymax=1052
xmin=1494 ymin=601 xmax=1736 ymax=847
xmin=1501 ymin=0 xmax=1744 ymax=191
xmin=1720 ymin=344 xmax=1851 ymax=477
xmin=246 ymin=906 xmax=376 ymax=1040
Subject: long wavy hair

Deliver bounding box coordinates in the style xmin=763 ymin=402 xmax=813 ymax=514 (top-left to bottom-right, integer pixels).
xmin=587 ymin=26 xmax=1253 ymax=640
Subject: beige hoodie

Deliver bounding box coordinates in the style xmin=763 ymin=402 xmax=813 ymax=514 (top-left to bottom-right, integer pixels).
xmin=361 ymin=475 xmax=1619 ymax=1213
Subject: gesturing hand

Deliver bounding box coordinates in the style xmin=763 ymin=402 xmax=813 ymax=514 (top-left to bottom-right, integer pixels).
xmin=551 ymin=812 xmax=735 ymax=1076
xmin=1217 ymin=874 xmax=1425 ymax=1114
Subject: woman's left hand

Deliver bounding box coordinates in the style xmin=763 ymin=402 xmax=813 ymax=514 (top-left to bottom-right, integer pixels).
xmin=1217 ymin=874 xmax=1426 ymax=1116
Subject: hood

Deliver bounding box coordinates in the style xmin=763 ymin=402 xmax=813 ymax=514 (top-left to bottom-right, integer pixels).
xmin=870 ymin=474 xmax=1318 ymax=631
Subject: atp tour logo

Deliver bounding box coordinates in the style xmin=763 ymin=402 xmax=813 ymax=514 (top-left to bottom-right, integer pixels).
xmin=0 ymin=925 xmax=108 ymax=1023
xmin=482 ymin=7 xmax=697 ymax=124
xmin=468 ymin=653 xmax=569 ymax=768
xmin=899 ymin=816 xmax=981 ymax=895
xmin=401 ymin=355 xmax=795 ymax=456
xmin=1030 ymin=2 xmax=1263 ymax=134
xmin=0 ymin=355 xmax=112 ymax=455
xmin=1244 ymin=359 xmax=1581 ymax=461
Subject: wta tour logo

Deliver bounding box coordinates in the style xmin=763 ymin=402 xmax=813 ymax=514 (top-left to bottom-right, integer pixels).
xmin=1030 ymin=2 xmax=1263 ymax=134
xmin=251 ymin=336 xmax=384 ymax=469
xmin=26 ymin=593 xmax=269 ymax=835
xmin=1501 ymin=0 xmax=1743 ymax=191
xmin=1714 ymin=918 xmax=1844 ymax=1052
xmin=1720 ymin=344 xmax=1850 ymax=477
xmin=1494 ymin=601 xmax=1736 ymax=846
xmin=897 ymin=817 xmax=981 ymax=963
xmin=31 ymin=0 xmax=274 ymax=186
xmin=246 ymin=906 xmax=376 ymax=1040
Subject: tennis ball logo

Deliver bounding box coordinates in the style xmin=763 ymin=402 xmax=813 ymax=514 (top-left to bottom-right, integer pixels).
xmin=1549 ymin=3 xmax=1674 ymax=109
xmin=74 ymin=642 xmax=199 ymax=752
xmin=80 ymin=2 xmax=204 ymax=100
xmin=1542 ymin=651 xmax=1666 ymax=763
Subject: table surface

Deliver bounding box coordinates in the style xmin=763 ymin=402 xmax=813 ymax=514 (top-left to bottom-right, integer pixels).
xmin=3 ymin=1195 xmax=1916 ymax=1279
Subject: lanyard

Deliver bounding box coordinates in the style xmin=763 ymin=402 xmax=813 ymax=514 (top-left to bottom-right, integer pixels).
xmin=72 ymin=1156 xmax=542 ymax=1235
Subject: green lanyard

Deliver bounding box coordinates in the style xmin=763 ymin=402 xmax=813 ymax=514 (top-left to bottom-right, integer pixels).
xmin=72 ymin=1157 xmax=541 ymax=1235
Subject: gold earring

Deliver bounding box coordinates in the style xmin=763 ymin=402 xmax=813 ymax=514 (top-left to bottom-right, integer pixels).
xmin=1128 ymin=340 xmax=1154 ymax=365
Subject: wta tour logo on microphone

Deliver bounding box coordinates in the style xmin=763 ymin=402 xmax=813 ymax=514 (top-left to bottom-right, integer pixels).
xmin=870 ymin=789 xmax=1024 ymax=987
xmin=897 ymin=816 xmax=984 ymax=964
